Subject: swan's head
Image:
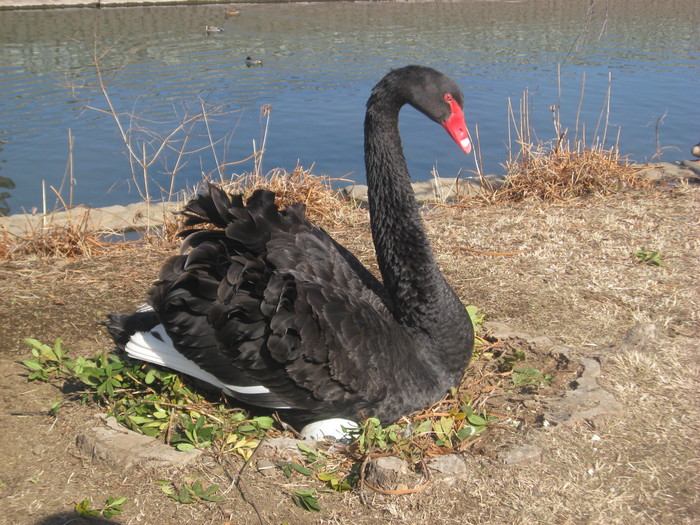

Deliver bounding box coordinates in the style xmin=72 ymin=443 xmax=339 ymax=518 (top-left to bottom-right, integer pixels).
xmin=398 ymin=66 xmax=472 ymax=155
xmin=440 ymin=93 xmax=472 ymax=155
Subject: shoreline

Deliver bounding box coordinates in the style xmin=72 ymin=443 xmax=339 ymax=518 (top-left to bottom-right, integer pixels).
xmin=1 ymin=162 xmax=698 ymax=237
xmin=0 ymin=0 xmax=339 ymax=10
xmin=0 ymin=176 xmax=492 ymax=236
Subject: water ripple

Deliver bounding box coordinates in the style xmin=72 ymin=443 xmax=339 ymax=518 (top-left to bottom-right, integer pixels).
xmin=0 ymin=0 xmax=698 ymax=212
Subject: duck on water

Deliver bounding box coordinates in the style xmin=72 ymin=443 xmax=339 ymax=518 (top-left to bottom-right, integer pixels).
xmin=107 ymin=65 xmax=475 ymax=440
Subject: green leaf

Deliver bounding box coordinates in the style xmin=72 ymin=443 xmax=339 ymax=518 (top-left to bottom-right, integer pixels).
xmin=466 ymin=305 xmax=486 ymax=330
xmin=199 ymin=484 xmax=224 ymax=502
xmin=292 ymin=489 xmax=321 ymax=512
xmin=24 ymin=338 xmax=47 ymax=354
xmin=456 ymin=426 xmax=475 ymax=441
xmin=74 ymin=499 xmax=99 ymax=518
xmin=169 ymin=491 xmax=194 ymax=504
xmin=48 ymin=400 xmax=62 ymax=416
xmin=53 ymin=339 xmax=64 ymax=361
xmin=278 ymin=461 xmax=313 ymax=477
xmin=252 ymin=416 xmax=275 ymax=429
xmin=107 ymin=496 xmax=127 ymax=506
xmin=21 ymin=360 xmax=43 ymax=371
xmin=176 ymin=443 xmax=196 ymax=452
xmin=297 ymin=442 xmax=320 ymax=461
xmin=466 ymin=412 xmax=488 ymax=426
xmin=102 ymin=496 xmax=126 ymax=518
xmin=318 ymin=472 xmax=352 ymax=492
xmin=157 ymin=481 xmax=174 ymax=495
xmin=634 ymin=249 xmax=666 ymax=267
xmin=512 ymin=367 xmax=550 ymax=387
xmin=144 ymin=368 xmax=156 ymax=384
xmin=414 ymin=419 xmax=432 ymax=435
xmin=128 ymin=415 xmax=154 ymax=425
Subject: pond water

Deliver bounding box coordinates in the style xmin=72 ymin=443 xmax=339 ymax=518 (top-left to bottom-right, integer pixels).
xmin=0 ymin=0 xmax=698 ymax=213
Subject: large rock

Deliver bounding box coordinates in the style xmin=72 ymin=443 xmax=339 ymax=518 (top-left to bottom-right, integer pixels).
xmin=364 ymin=456 xmax=418 ymax=491
xmin=75 ymin=414 xmax=201 ymax=470
xmin=543 ymin=357 xmax=623 ymax=428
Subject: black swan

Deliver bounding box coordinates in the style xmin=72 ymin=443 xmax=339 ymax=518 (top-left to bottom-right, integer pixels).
xmin=107 ymin=65 xmax=474 ymax=439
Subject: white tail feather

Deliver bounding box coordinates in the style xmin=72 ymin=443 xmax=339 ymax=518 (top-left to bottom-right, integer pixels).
xmin=124 ymin=325 xmax=285 ymax=401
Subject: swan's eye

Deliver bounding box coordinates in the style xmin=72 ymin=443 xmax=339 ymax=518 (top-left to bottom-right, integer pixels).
xmin=444 ymin=93 xmax=453 ymax=102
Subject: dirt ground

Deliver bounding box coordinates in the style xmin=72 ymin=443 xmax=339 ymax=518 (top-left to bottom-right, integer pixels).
xmin=0 ymin=181 xmax=697 ymax=525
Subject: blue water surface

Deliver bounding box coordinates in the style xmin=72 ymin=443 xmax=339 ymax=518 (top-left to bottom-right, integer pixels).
xmin=0 ymin=0 xmax=698 ymax=213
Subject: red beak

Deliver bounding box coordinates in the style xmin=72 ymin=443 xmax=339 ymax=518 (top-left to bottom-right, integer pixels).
xmin=442 ymin=99 xmax=472 ymax=155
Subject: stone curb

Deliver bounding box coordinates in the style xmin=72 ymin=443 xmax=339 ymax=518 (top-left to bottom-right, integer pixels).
xmin=0 ymin=177 xmax=491 ymax=237
xmin=1 ymin=0 xmax=243 ymax=9
xmin=0 ymin=0 xmax=331 ymax=10
xmin=2 ymin=161 xmax=697 ymax=238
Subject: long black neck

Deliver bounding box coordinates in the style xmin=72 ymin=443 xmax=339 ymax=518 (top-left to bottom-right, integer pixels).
xmin=364 ymin=88 xmax=454 ymax=330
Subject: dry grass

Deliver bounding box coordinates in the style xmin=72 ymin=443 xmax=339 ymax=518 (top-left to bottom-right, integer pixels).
xmin=217 ymin=165 xmax=359 ymax=229
xmin=1 ymin=181 xmax=697 ymax=525
xmin=0 ymin=166 xmax=358 ymax=261
xmin=494 ymin=140 xmax=650 ymax=202
xmin=481 ymin=75 xmax=653 ymax=204
xmin=0 ymin=210 xmax=111 ymax=260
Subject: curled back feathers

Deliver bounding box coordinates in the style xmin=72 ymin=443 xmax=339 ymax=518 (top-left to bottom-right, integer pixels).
xmin=150 ymin=185 xmax=422 ymax=417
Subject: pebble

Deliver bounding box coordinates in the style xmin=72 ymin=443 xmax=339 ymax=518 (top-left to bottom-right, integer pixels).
xmin=256 ymin=459 xmax=277 ymax=477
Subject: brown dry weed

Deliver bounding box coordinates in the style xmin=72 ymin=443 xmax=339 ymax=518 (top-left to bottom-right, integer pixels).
xmin=0 ymin=166 xmax=359 ymax=262
xmin=495 ymin=140 xmax=650 ymax=202
xmin=0 ymin=209 xmax=111 ymax=260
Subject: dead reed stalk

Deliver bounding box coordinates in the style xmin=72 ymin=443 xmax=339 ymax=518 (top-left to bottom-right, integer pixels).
xmin=496 ymin=141 xmax=649 ymax=202
xmin=0 ymin=208 xmax=111 ymax=260
xmin=495 ymin=73 xmax=649 ymax=202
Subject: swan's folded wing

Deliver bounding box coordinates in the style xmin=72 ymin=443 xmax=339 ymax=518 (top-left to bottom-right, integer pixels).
xmin=148 ymin=189 xmax=425 ymax=418
xmin=257 ymin=226 xmax=424 ymax=411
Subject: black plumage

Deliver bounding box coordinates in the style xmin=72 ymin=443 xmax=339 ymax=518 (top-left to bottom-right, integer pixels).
xmin=107 ymin=65 xmax=475 ymax=434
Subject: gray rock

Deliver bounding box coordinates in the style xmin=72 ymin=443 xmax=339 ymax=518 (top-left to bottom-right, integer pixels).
xmin=339 ymin=176 xmax=499 ymax=205
xmin=256 ymin=459 xmax=277 ymax=477
xmin=257 ymin=437 xmax=317 ymax=461
xmin=0 ymin=200 xmax=181 ymax=237
xmin=543 ymin=357 xmax=623 ymax=428
xmin=498 ymin=444 xmax=543 ymax=466
xmin=338 ymin=184 xmax=368 ymax=203
xmin=426 ymin=454 xmax=468 ymax=475
xmin=678 ymin=160 xmax=700 ymax=177
xmin=635 ymin=161 xmax=700 ymax=183
xmin=364 ymin=456 xmax=416 ymax=490
xmin=75 ymin=414 xmax=201 ymax=469
xmin=484 ymin=321 xmax=555 ymax=348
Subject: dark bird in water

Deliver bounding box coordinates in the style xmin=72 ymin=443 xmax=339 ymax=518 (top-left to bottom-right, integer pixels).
xmin=205 ymin=25 xmax=224 ymax=33
xmin=245 ymin=56 xmax=263 ymax=67
xmin=107 ymin=65 xmax=474 ymax=439
xmin=691 ymin=143 xmax=700 ymax=160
